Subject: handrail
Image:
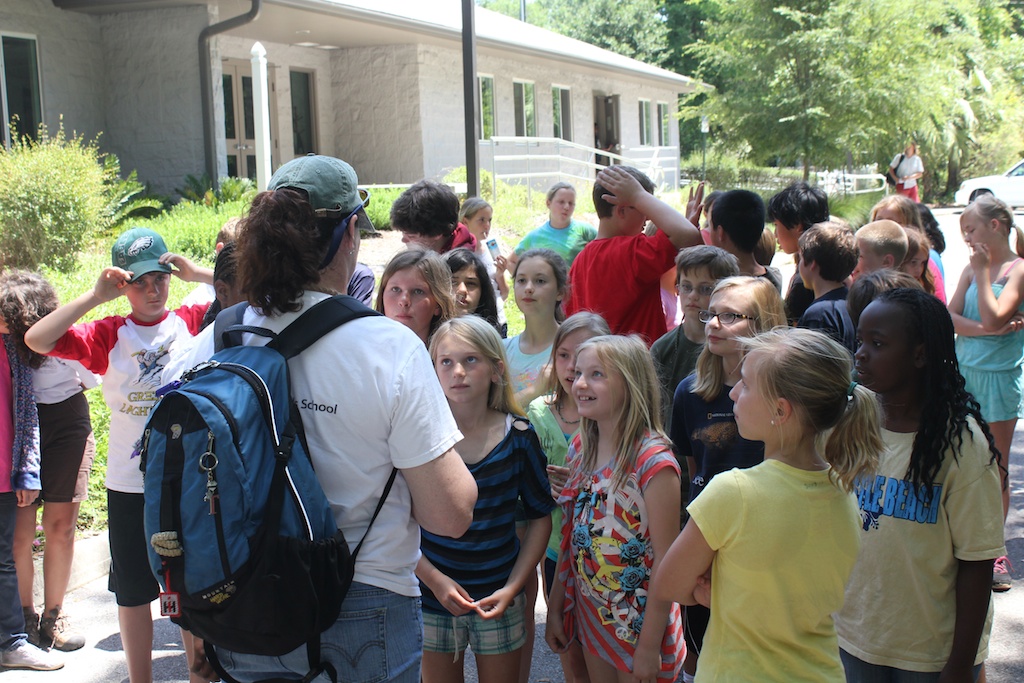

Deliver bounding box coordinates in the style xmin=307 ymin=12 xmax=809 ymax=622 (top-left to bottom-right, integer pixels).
xmin=482 ymin=136 xmax=679 ymax=202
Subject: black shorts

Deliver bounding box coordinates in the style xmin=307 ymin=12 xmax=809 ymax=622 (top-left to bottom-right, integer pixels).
xmin=684 ymin=603 xmax=710 ymax=656
xmin=38 ymin=393 xmax=94 ymax=503
xmin=107 ymin=490 xmax=159 ymax=607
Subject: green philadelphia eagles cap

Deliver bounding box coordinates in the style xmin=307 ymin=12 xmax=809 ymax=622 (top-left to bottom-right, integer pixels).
xmin=111 ymin=227 xmax=171 ymax=282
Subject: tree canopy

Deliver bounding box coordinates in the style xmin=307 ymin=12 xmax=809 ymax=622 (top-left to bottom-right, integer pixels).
xmin=479 ymin=0 xmax=1024 ymax=196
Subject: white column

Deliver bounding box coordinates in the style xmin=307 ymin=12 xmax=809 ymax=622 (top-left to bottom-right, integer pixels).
xmin=250 ymin=42 xmax=272 ymax=190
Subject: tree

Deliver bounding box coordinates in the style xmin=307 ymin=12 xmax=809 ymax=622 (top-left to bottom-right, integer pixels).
xmin=479 ymin=0 xmax=669 ymax=66
xmin=683 ymin=0 xmax=980 ymax=179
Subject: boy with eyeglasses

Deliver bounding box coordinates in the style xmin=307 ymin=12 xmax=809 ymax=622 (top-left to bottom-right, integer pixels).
xmin=650 ymin=246 xmax=739 ymax=435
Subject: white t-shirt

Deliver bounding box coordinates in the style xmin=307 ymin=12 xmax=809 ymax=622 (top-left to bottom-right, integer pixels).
xmin=31 ymin=357 xmax=98 ymax=405
xmin=182 ymin=282 xmax=216 ymax=307
xmin=891 ymin=153 xmax=924 ymax=189
xmin=50 ymin=306 xmax=207 ymax=493
xmin=242 ymin=291 xmax=462 ymax=597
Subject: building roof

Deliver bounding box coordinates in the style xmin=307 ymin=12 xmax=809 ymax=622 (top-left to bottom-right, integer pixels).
xmin=280 ymin=0 xmax=701 ymax=90
xmin=54 ymin=0 xmax=701 ymax=91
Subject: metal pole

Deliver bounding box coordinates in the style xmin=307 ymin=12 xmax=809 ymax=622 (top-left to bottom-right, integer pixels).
xmin=461 ymin=0 xmax=479 ymax=197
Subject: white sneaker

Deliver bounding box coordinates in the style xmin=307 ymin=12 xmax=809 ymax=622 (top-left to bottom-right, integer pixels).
xmin=1 ymin=640 xmax=64 ymax=671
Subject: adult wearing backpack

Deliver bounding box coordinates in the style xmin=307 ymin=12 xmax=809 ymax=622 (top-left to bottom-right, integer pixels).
xmin=196 ymin=155 xmax=477 ymax=682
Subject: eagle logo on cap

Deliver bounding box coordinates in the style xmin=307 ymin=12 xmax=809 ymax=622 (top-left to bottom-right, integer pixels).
xmin=127 ymin=236 xmax=154 ymax=256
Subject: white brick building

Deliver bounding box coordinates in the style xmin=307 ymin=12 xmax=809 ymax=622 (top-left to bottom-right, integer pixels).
xmin=1 ymin=0 xmax=700 ymax=194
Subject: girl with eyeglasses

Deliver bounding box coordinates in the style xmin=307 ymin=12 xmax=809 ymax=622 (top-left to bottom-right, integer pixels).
xmin=668 ymin=275 xmax=786 ymax=682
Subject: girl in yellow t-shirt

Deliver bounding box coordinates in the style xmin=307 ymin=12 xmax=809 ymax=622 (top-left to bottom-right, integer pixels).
xmin=652 ymin=327 xmax=883 ymax=682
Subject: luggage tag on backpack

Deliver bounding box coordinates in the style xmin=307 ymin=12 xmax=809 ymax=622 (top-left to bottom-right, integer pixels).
xmin=160 ymin=569 xmax=181 ymax=617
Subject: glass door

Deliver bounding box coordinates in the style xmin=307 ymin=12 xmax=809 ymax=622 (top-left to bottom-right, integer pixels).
xmin=222 ymin=60 xmax=276 ymax=179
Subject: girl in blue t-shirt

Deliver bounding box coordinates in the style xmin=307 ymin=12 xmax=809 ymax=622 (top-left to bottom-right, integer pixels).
xmin=420 ymin=316 xmax=553 ymax=683
xmin=669 ymin=275 xmax=786 ymax=681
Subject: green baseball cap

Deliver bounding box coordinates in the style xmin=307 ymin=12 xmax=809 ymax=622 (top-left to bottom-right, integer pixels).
xmin=111 ymin=227 xmax=171 ymax=282
xmin=269 ymin=154 xmax=360 ymax=216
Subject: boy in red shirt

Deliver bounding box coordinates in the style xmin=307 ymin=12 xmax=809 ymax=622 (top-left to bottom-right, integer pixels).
xmin=25 ymin=227 xmax=212 ymax=683
xmin=565 ymin=167 xmax=703 ymax=344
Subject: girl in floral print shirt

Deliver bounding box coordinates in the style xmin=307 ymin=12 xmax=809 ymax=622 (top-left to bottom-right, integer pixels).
xmin=545 ymin=335 xmax=684 ymax=683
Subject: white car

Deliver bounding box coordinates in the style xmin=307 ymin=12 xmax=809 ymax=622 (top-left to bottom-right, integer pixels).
xmin=955 ymin=160 xmax=1024 ymax=206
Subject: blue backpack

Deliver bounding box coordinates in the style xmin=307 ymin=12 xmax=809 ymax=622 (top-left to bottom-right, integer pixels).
xmin=141 ymin=295 xmax=394 ymax=682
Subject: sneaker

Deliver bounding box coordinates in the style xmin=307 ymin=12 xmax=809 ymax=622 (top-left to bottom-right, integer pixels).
xmin=21 ymin=607 xmax=39 ymax=647
xmin=993 ymin=556 xmax=1013 ymax=593
xmin=39 ymin=607 xmax=85 ymax=652
xmin=0 ymin=641 xmax=63 ymax=670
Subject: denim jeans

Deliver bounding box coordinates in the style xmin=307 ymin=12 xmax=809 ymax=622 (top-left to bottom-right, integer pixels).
xmin=840 ymin=649 xmax=982 ymax=682
xmin=0 ymin=492 xmax=27 ymax=651
xmin=213 ymin=582 xmax=423 ymax=682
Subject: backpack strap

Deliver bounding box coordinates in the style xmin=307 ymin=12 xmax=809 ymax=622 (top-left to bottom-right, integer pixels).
xmin=350 ymin=467 xmax=398 ymax=562
xmin=212 ymin=301 xmax=249 ymax=352
xmin=270 ymin=295 xmax=381 ymax=360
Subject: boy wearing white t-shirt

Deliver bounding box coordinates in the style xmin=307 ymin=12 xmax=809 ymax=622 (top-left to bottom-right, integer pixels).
xmin=25 ymin=227 xmax=212 ymax=683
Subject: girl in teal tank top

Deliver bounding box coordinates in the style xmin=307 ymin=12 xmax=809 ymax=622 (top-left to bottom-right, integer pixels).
xmin=948 ymin=194 xmax=1024 ymax=591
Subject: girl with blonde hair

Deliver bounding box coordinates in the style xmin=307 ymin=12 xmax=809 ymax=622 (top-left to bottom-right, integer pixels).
xmin=529 ymin=312 xmax=611 ymax=683
xmin=546 ymin=335 xmax=684 ymax=682
xmin=421 ymin=316 xmax=553 ymax=683
xmin=949 ymin=193 xmax=1024 ymax=590
xmin=670 ymin=275 xmax=786 ymax=681
xmin=654 ymin=327 xmax=884 ymax=682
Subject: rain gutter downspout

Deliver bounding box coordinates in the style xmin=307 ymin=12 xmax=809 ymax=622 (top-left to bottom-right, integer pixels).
xmin=199 ymin=0 xmax=262 ymax=189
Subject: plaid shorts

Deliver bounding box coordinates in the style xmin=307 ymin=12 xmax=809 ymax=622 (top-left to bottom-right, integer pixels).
xmin=422 ymin=592 xmax=527 ymax=655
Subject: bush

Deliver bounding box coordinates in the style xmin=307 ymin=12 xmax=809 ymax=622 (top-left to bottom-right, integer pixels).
xmin=364 ymin=186 xmax=406 ymax=231
xmin=680 ymin=152 xmax=804 ymax=196
xmin=131 ymin=198 xmax=250 ymax=265
xmin=0 ymin=123 xmax=114 ymax=272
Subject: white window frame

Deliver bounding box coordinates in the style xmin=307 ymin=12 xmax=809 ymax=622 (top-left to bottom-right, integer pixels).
xmin=657 ymin=101 xmax=670 ymax=147
xmin=513 ymin=80 xmax=537 ymax=137
xmin=0 ymin=32 xmax=44 ymax=148
xmin=552 ymin=84 xmax=572 ymax=141
xmin=638 ymin=99 xmax=652 ymax=147
xmin=478 ymin=74 xmax=496 ymax=140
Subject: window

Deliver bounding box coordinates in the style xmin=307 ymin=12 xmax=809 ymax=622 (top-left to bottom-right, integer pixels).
xmin=657 ymin=102 xmax=670 ymax=146
xmin=552 ymin=86 xmax=572 ymax=141
xmin=513 ymin=81 xmax=536 ymax=137
xmin=290 ymin=70 xmax=316 ymax=155
xmin=638 ymin=99 xmax=652 ymax=146
xmin=0 ymin=35 xmax=42 ymax=147
xmin=479 ymin=75 xmax=495 ymax=140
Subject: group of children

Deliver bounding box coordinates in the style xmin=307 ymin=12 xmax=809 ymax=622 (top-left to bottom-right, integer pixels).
xmin=399 ymin=171 xmax=1012 ymax=683
xmin=0 ymin=162 xmax=1016 ymax=683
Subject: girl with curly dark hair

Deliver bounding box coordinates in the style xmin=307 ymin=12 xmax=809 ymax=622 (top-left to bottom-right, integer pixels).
xmin=1 ymin=271 xmax=95 ymax=661
xmin=838 ymin=287 xmax=1005 ymax=680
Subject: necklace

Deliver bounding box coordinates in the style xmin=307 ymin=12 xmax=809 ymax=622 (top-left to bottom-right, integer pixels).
xmin=555 ymin=400 xmax=580 ymax=425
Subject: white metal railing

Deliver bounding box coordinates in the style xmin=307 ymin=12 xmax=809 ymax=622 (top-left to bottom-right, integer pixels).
xmin=816 ymin=170 xmax=888 ymax=196
xmin=480 ymin=136 xmax=680 ymax=204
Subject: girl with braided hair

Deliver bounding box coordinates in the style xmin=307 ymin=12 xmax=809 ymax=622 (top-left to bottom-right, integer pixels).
xmin=838 ymin=287 xmax=1005 ymax=681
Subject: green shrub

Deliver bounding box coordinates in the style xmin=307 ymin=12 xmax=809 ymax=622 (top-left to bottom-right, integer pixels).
xmin=680 ymin=152 xmax=804 ymax=196
xmin=175 ymin=174 xmax=257 ymax=208
xmin=130 ymin=198 xmax=250 ymax=265
xmin=364 ymin=186 xmax=406 ymax=231
xmin=0 ymin=123 xmax=113 ymax=272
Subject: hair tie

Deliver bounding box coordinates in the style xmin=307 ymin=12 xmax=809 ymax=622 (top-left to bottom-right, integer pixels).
xmin=847 ymin=381 xmax=857 ymax=399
